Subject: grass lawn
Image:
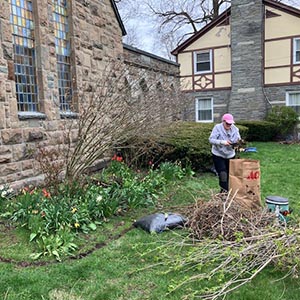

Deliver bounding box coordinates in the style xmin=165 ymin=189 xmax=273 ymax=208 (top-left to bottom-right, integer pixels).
xmin=0 ymin=142 xmax=300 ymax=300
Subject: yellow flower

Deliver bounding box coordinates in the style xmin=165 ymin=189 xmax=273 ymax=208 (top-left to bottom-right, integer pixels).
xmin=32 ymin=210 xmax=39 ymax=215
xmin=74 ymin=222 xmax=80 ymax=228
xmin=71 ymin=207 xmax=77 ymax=214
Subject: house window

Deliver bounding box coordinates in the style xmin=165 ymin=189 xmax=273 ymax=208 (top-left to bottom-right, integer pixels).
xmin=195 ymin=98 xmax=213 ymax=122
xmin=294 ymin=38 xmax=300 ymax=64
xmin=194 ymin=50 xmax=212 ymax=73
xmin=9 ymin=0 xmax=39 ymax=112
xmin=286 ymin=92 xmax=300 ymax=115
xmin=52 ymin=0 xmax=72 ymax=112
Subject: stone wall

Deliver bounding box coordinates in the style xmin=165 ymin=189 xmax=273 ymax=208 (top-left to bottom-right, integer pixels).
xmin=0 ymin=2 xmax=180 ymax=190
xmin=123 ymin=43 xmax=182 ymax=120
xmin=0 ymin=0 xmax=124 ymax=189
xmin=229 ymin=0 xmax=268 ymax=120
xmin=123 ymin=44 xmax=179 ymax=77
xmin=182 ymin=90 xmax=231 ymax=122
xmin=123 ymin=44 xmax=180 ymax=112
xmin=264 ymin=85 xmax=300 ymax=106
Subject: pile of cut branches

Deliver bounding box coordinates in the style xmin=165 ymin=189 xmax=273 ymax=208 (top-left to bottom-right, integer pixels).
xmin=163 ymin=227 xmax=300 ymax=300
xmin=138 ymin=192 xmax=300 ymax=300
xmin=186 ymin=192 xmax=275 ymax=241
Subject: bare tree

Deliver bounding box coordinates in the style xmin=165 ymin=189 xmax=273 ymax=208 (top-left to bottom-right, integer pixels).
xmin=116 ymin=0 xmax=151 ymax=50
xmin=115 ymin=0 xmax=144 ymax=22
xmin=116 ymin=0 xmax=230 ymax=59
xmin=60 ymin=59 xmax=189 ymax=183
xmin=116 ymin=0 xmax=300 ymax=58
xmin=118 ymin=0 xmax=300 ymax=37
xmin=143 ymin=0 xmax=230 ymax=60
xmin=152 ymin=31 xmax=179 ymax=61
xmin=147 ymin=0 xmax=230 ymax=36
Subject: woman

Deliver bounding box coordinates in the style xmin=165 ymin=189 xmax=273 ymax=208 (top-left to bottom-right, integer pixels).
xmin=209 ymin=113 xmax=241 ymax=192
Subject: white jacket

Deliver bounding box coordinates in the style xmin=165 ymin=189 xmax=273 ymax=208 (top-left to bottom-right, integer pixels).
xmin=209 ymin=123 xmax=241 ymax=159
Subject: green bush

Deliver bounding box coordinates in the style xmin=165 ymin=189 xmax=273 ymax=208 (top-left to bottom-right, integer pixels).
xmin=100 ymin=160 xmax=190 ymax=209
xmin=8 ymin=187 xmax=79 ymax=260
xmin=236 ymin=120 xmax=277 ymax=141
xmin=122 ymin=122 xmax=248 ymax=172
xmin=265 ymin=106 xmax=298 ymax=138
xmin=6 ymin=161 xmax=188 ymax=260
xmin=158 ymin=122 xmax=215 ymax=171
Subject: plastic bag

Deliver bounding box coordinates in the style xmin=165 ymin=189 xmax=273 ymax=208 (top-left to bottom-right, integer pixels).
xmin=133 ymin=212 xmax=187 ymax=233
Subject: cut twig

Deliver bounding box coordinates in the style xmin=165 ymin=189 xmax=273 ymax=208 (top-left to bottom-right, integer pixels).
xmin=141 ymin=192 xmax=300 ymax=300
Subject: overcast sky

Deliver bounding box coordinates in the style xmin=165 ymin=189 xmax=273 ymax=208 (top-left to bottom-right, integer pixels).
xmin=117 ymin=0 xmax=300 ymax=60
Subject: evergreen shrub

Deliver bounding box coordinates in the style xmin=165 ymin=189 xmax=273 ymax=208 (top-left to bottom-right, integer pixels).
xmin=265 ymin=106 xmax=299 ymax=138
xmin=123 ymin=122 xmax=248 ymax=172
xmin=236 ymin=120 xmax=277 ymax=141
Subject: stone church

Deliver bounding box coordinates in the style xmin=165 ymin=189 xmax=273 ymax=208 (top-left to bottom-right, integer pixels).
xmin=0 ymin=0 xmax=179 ymax=189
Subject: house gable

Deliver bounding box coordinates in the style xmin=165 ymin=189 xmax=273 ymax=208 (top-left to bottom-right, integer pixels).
xmin=265 ymin=4 xmax=300 ymax=40
xmin=264 ymin=2 xmax=300 ymax=85
xmin=171 ymin=9 xmax=231 ymax=56
xmin=173 ymin=0 xmax=300 ymax=91
xmin=184 ymin=21 xmax=230 ymax=52
xmin=174 ymin=9 xmax=231 ymax=92
xmin=172 ymin=0 xmax=300 ymax=56
xmin=172 ymin=0 xmax=300 ymax=123
xmin=264 ymin=0 xmax=300 ymax=18
xmin=265 ymin=9 xmax=281 ymax=19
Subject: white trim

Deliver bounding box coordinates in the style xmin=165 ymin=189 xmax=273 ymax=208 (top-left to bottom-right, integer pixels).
xmin=293 ymin=38 xmax=300 ymax=64
xmin=18 ymin=112 xmax=46 ymax=120
xmin=213 ymin=104 xmax=227 ymax=107
xmin=286 ymin=91 xmax=300 ymax=115
xmin=60 ymin=111 xmax=78 ymax=119
xmin=237 ymin=88 xmax=256 ymax=93
xmin=286 ymin=91 xmax=300 ymax=105
xmin=237 ymin=41 xmax=254 ymax=46
xmin=193 ymin=49 xmax=212 ymax=74
xmin=195 ymin=97 xmax=214 ymax=123
xmin=269 ymin=101 xmax=285 ymax=105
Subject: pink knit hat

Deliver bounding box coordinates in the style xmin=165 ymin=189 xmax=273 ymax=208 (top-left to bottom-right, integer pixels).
xmin=222 ymin=113 xmax=235 ymax=124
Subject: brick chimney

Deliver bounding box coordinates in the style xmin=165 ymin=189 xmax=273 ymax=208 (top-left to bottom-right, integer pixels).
xmin=228 ymin=0 xmax=267 ymax=120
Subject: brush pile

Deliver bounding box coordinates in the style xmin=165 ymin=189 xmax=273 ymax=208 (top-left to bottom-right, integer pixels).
xmin=185 ymin=192 xmax=277 ymax=241
xmin=158 ymin=192 xmax=300 ymax=300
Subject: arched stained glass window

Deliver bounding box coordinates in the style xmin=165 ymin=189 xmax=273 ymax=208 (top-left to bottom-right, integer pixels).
xmin=52 ymin=0 xmax=72 ymax=112
xmin=9 ymin=0 xmax=39 ymax=112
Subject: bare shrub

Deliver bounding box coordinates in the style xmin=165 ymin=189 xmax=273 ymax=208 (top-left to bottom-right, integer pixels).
xmin=58 ymin=59 xmax=190 ymax=183
xmin=35 ymin=146 xmax=65 ymax=190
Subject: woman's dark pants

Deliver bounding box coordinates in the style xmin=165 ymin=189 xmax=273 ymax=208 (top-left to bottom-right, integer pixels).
xmin=212 ymin=154 xmax=231 ymax=192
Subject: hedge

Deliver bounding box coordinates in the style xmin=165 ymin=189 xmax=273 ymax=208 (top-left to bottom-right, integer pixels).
xmin=121 ymin=122 xmax=248 ymax=172
xmin=236 ymin=120 xmax=277 ymax=142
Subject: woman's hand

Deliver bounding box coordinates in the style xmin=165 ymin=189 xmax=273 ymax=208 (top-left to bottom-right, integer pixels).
xmin=221 ymin=140 xmax=232 ymax=146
